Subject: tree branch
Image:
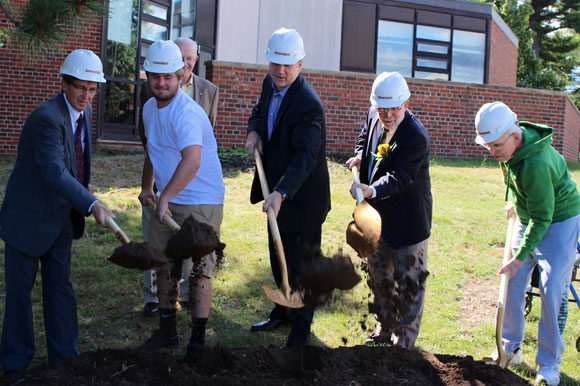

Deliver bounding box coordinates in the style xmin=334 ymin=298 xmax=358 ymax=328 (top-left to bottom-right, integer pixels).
xmin=0 ymin=0 xmax=20 ymax=27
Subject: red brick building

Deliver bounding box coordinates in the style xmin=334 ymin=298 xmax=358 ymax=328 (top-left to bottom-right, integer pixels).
xmin=209 ymin=63 xmax=580 ymax=160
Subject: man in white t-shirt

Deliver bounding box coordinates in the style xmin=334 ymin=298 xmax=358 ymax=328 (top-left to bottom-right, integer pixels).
xmin=136 ymin=40 xmax=225 ymax=360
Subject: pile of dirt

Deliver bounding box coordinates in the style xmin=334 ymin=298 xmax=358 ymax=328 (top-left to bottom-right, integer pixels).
xmin=165 ymin=215 xmax=220 ymax=261
xmin=0 ymin=345 xmax=532 ymax=386
xmin=108 ymin=241 xmax=167 ymax=270
xmin=299 ymin=250 xmax=361 ymax=307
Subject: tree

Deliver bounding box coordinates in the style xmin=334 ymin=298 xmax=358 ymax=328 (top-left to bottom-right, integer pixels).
xmin=482 ymin=0 xmax=580 ymax=106
xmin=0 ymin=0 xmax=107 ymax=55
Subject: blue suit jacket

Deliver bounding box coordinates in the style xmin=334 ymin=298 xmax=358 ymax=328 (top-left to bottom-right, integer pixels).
xmin=0 ymin=94 xmax=96 ymax=256
xmin=247 ymin=74 xmax=331 ymax=233
xmin=355 ymin=107 xmax=432 ymax=248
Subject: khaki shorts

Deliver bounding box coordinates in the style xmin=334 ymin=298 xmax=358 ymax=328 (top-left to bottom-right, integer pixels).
xmin=148 ymin=202 xmax=223 ymax=277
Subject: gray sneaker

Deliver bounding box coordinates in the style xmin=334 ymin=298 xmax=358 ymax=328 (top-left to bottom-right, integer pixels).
xmin=535 ymin=365 xmax=560 ymax=385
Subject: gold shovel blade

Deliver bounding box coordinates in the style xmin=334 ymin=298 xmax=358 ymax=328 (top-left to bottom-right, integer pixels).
xmin=262 ymin=285 xmax=304 ymax=309
xmin=353 ymin=200 xmax=382 ymax=244
xmin=346 ymin=200 xmax=382 ymax=257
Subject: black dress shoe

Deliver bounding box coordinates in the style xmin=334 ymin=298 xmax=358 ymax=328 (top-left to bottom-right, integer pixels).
xmin=286 ymin=326 xmax=310 ymax=347
xmin=250 ymin=317 xmax=286 ymax=332
xmin=3 ymin=369 xmax=22 ymax=376
xmin=143 ymin=302 xmax=159 ymax=316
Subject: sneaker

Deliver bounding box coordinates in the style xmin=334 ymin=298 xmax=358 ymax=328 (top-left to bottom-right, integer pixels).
xmin=142 ymin=302 xmax=159 ymax=317
xmin=535 ymin=365 xmax=560 ymax=385
xmin=136 ymin=329 xmax=179 ymax=351
xmin=486 ymin=346 xmax=522 ymax=366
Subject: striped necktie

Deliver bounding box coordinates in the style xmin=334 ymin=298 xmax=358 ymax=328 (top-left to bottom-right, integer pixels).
xmin=75 ymin=114 xmax=84 ymax=185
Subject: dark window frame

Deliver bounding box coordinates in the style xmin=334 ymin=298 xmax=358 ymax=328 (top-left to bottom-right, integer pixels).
xmin=341 ymin=0 xmax=490 ymax=85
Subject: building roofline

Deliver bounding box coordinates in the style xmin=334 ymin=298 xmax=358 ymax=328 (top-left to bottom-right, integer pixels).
xmin=491 ymin=7 xmax=518 ymax=48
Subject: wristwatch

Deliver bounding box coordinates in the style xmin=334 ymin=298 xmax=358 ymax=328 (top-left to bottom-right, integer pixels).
xmin=276 ymin=189 xmax=287 ymax=201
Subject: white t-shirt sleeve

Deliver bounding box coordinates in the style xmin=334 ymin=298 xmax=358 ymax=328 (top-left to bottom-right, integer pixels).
xmin=173 ymin=106 xmax=203 ymax=151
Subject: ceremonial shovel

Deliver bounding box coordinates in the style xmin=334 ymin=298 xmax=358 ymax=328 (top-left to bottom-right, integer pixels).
xmin=253 ymin=147 xmax=304 ymax=309
xmin=483 ymin=212 xmax=516 ymax=368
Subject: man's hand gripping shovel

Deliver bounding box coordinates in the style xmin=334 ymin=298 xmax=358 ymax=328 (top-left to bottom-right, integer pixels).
xmin=253 ymin=147 xmax=304 ymax=309
xmin=483 ymin=212 xmax=516 ymax=368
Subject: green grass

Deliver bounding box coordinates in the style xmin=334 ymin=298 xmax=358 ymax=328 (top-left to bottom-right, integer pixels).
xmin=0 ymin=149 xmax=579 ymax=385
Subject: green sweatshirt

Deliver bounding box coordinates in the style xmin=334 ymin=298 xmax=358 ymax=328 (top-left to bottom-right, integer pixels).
xmin=501 ymin=121 xmax=580 ymax=261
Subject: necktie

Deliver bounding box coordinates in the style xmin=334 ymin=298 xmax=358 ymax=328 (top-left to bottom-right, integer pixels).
xmin=372 ymin=127 xmax=389 ymax=169
xmin=75 ymin=114 xmax=84 ymax=185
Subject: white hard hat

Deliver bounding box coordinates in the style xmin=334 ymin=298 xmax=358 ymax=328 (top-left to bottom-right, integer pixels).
xmin=370 ymin=72 xmax=411 ymax=108
xmin=474 ymin=102 xmax=518 ymax=145
xmin=144 ymin=40 xmax=184 ymax=73
xmin=264 ymin=28 xmax=305 ymax=65
xmin=60 ymin=49 xmax=106 ymax=83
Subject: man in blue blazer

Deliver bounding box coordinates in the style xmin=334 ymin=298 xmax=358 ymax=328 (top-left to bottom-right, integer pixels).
xmin=346 ymin=72 xmax=432 ymax=349
xmin=245 ymin=28 xmax=331 ymax=346
xmin=0 ymin=49 xmax=115 ymax=374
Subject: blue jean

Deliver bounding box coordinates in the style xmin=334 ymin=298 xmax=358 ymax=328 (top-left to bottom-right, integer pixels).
xmin=503 ymin=214 xmax=580 ymax=367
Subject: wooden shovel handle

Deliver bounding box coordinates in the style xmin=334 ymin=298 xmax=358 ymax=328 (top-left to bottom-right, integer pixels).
xmin=352 ymin=165 xmax=364 ymax=204
xmin=254 ymin=147 xmax=291 ymax=296
xmin=498 ymin=213 xmax=516 ymax=308
xmin=495 ymin=212 xmax=516 ymax=367
xmin=145 ymin=198 xmax=181 ymax=232
xmin=105 ymin=215 xmax=131 ymax=245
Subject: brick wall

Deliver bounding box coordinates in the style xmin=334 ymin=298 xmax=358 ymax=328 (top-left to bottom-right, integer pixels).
xmin=208 ymin=61 xmax=580 ymax=161
xmin=488 ymin=20 xmax=518 ymax=87
xmin=0 ymin=0 xmax=102 ymax=154
xmin=564 ymin=98 xmax=580 ymax=161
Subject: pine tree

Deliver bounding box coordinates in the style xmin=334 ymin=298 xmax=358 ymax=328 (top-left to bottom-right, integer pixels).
xmin=482 ymin=0 xmax=580 ymax=106
xmin=0 ymin=0 xmax=107 ymax=54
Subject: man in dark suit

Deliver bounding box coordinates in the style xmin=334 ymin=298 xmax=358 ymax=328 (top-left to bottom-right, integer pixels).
xmin=245 ymin=28 xmax=331 ymax=347
xmin=346 ymin=71 xmax=432 ymax=349
xmin=0 ymin=49 xmax=115 ymax=374
xmin=138 ymin=37 xmax=219 ymax=316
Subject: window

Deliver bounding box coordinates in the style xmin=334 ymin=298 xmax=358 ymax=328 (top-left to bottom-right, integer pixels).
xmin=414 ymin=25 xmax=450 ymax=80
xmin=172 ymin=0 xmax=196 ymax=38
xmin=101 ymin=0 xmax=139 ymax=133
xmin=371 ymin=8 xmax=488 ymax=84
xmin=451 ymin=30 xmax=485 ymax=84
xmin=376 ymin=21 xmax=413 ymax=76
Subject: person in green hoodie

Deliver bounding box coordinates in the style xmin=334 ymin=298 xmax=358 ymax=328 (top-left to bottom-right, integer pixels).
xmin=474 ymin=101 xmax=580 ymax=386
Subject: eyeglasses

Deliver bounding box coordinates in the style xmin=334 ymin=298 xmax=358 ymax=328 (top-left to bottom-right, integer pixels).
xmin=377 ymin=105 xmax=403 ymax=114
xmin=483 ymin=133 xmax=513 ymax=151
xmin=70 ymin=82 xmax=98 ymax=95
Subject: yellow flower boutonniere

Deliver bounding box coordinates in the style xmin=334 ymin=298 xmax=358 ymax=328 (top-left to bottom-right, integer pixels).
xmin=372 ymin=143 xmax=391 ymax=163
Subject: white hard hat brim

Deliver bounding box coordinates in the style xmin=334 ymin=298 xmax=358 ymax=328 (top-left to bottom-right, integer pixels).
xmin=143 ymin=63 xmax=184 ymax=73
xmin=264 ymin=50 xmax=304 ymax=65
xmin=370 ymin=96 xmax=409 ymax=109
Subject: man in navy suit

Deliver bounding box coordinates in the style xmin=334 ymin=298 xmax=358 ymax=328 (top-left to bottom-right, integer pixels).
xmin=0 ymin=49 xmax=114 ymax=374
xmin=245 ymin=28 xmax=331 ymax=346
xmin=346 ymin=72 xmax=432 ymax=349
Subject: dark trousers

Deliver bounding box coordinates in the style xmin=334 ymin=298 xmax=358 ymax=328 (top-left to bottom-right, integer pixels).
xmin=0 ymin=218 xmax=78 ymax=371
xmin=267 ymin=225 xmax=321 ymax=327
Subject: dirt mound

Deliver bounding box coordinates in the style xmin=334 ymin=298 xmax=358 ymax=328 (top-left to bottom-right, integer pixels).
xmin=299 ymin=251 xmax=361 ymax=307
xmin=165 ymin=215 xmax=219 ymax=261
xmin=0 ymin=345 xmax=532 ymax=386
xmin=108 ymin=241 xmax=167 ymax=270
